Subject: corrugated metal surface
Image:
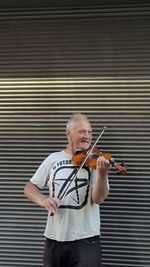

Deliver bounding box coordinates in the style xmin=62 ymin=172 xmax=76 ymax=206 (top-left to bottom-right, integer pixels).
xmin=0 ymin=5 xmax=150 ymax=267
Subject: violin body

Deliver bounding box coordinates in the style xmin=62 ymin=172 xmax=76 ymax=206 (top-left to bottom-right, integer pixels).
xmin=72 ymin=147 xmax=127 ymax=174
xmin=72 ymin=151 xmax=98 ymax=169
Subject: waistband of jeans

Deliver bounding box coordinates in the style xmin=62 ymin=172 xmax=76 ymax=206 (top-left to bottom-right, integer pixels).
xmin=46 ymin=235 xmax=100 ymax=243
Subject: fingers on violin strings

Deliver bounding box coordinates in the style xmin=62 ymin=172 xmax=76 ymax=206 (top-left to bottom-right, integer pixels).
xmin=97 ymin=156 xmax=110 ymax=168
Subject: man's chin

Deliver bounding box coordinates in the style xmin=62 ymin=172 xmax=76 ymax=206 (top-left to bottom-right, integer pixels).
xmin=80 ymin=144 xmax=90 ymax=151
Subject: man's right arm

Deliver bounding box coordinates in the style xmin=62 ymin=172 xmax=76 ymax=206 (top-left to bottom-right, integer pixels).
xmin=24 ymin=181 xmax=60 ymax=214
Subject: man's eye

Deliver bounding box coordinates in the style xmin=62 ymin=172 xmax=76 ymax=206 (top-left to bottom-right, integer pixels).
xmin=79 ymin=130 xmax=92 ymax=135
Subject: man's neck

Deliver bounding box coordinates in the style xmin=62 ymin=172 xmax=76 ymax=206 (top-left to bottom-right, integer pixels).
xmin=65 ymin=145 xmax=74 ymax=156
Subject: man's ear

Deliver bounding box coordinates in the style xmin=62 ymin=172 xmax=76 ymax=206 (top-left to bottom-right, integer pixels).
xmin=66 ymin=129 xmax=70 ymax=138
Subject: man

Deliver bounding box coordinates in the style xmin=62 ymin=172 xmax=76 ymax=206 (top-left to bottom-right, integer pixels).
xmin=24 ymin=113 xmax=110 ymax=267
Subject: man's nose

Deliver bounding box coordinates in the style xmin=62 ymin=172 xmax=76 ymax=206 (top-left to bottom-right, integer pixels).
xmin=84 ymin=131 xmax=91 ymax=139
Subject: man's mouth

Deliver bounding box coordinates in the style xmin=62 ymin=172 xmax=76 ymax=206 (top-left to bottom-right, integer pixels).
xmin=81 ymin=140 xmax=90 ymax=146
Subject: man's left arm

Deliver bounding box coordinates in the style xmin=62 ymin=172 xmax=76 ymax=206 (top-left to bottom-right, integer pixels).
xmin=91 ymin=156 xmax=110 ymax=204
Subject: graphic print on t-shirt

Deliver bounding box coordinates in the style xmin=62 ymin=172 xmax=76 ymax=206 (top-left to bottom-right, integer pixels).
xmin=52 ymin=165 xmax=90 ymax=209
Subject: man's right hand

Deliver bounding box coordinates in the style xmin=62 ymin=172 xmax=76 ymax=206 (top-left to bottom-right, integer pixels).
xmin=40 ymin=197 xmax=60 ymax=214
xmin=24 ymin=181 xmax=60 ymax=214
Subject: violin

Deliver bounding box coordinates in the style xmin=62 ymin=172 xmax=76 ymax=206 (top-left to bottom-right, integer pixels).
xmin=72 ymin=147 xmax=127 ymax=174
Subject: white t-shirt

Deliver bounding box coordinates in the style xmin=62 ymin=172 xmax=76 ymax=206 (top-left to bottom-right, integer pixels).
xmin=30 ymin=150 xmax=101 ymax=241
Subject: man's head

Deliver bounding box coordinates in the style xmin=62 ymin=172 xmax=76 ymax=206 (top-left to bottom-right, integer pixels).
xmin=66 ymin=113 xmax=92 ymax=154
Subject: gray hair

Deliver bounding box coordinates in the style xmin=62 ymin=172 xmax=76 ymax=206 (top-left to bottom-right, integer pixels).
xmin=66 ymin=113 xmax=90 ymax=130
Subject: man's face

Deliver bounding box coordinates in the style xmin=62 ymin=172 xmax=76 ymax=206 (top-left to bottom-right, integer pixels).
xmin=66 ymin=118 xmax=92 ymax=152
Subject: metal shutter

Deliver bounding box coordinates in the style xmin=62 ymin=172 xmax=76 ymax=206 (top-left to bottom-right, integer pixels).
xmin=0 ymin=6 xmax=150 ymax=267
